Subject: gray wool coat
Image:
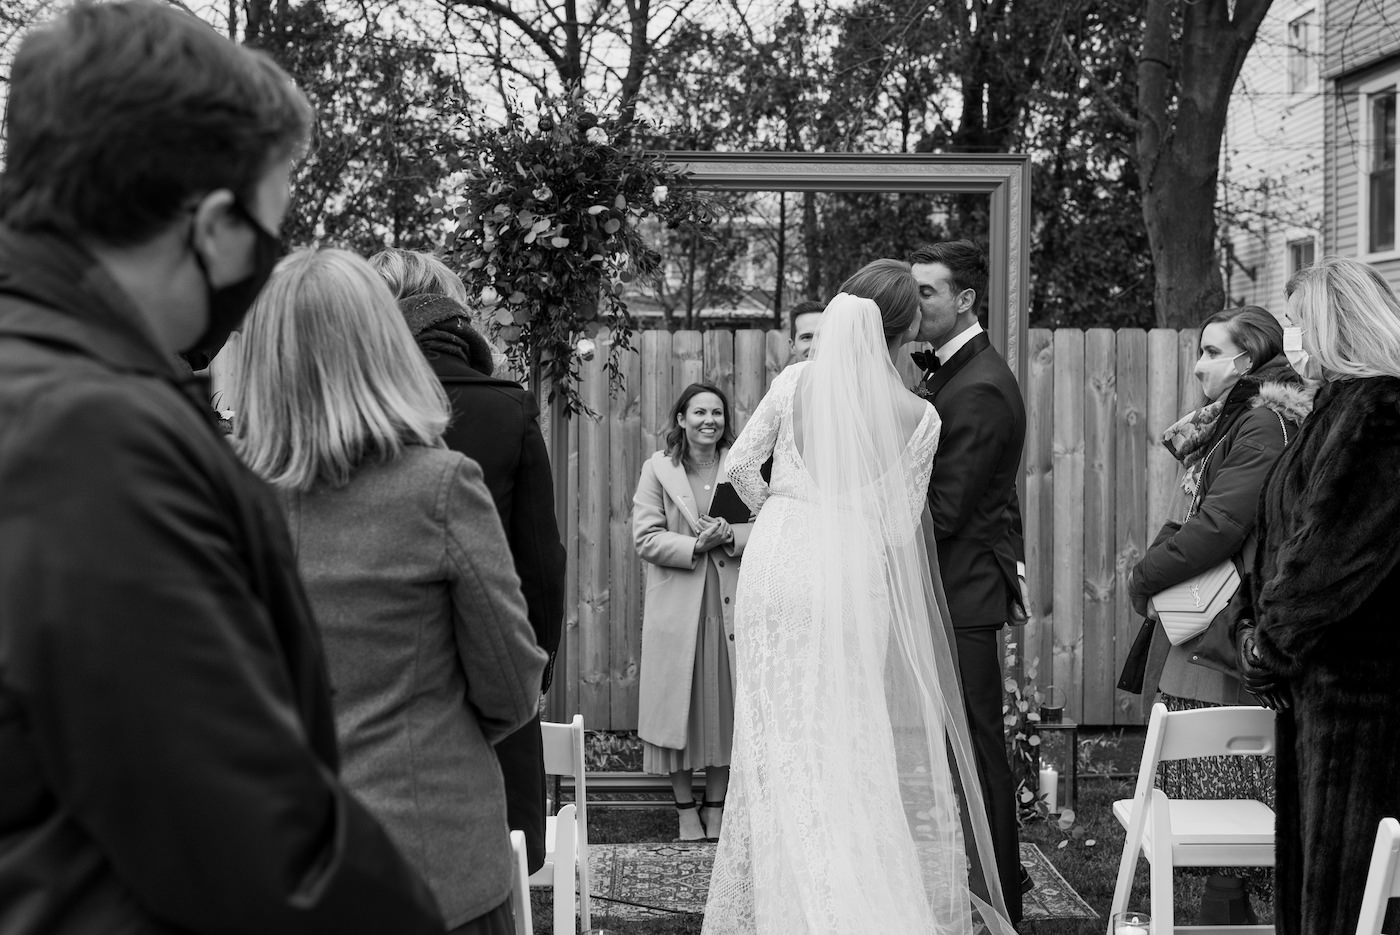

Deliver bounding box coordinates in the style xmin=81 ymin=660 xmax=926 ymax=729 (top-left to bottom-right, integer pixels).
xmin=280 ymin=445 xmax=546 ymax=928
xmin=633 ymin=449 xmax=751 ymax=750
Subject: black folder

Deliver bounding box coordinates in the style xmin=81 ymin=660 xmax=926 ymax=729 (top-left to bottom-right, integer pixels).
xmin=707 ymin=482 xmax=754 ymax=525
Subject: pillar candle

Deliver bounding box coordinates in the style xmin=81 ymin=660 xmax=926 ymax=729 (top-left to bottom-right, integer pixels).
xmin=1038 ymin=765 xmax=1058 ymax=813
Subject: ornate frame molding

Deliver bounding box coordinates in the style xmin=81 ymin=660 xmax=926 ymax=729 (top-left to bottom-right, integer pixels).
xmin=664 ymin=152 xmax=1032 ymax=383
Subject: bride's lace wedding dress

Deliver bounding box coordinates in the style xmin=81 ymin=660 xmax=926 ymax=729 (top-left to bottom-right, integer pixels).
xmin=701 ymin=296 xmax=1013 ymax=935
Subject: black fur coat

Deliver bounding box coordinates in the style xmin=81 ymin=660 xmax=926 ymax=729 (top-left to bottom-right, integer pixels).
xmin=1251 ymin=375 xmax=1400 ymax=935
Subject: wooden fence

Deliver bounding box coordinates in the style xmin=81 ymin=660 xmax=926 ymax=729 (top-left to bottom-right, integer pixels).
xmin=540 ymin=327 xmax=1205 ymax=729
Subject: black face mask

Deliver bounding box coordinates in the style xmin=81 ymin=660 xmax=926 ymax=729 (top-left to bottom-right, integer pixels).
xmin=181 ymin=199 xmax=283 ymax=368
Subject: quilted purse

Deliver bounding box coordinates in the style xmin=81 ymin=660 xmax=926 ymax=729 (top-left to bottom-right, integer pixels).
xmin=1151 ymin=559 xmax=1240 ymax=645
xmin=1149 ymin=409 xmax=1288 ymax=645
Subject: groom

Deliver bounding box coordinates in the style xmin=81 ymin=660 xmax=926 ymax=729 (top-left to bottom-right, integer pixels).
xmin=910 ymin=240 xmax=1028 ymax=922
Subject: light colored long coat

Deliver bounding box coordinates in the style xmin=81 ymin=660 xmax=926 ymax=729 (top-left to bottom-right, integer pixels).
xmin=633 ymin=449 xmax=752 ymax=750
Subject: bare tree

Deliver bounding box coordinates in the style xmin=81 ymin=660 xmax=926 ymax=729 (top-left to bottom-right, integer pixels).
xmin=1136 ymin=0 xmax=1273 ymax=327
xmin=433 ymin=0 xmax=701 ymax=121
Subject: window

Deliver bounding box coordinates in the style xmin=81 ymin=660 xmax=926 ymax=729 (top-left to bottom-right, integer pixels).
xmin=1367 ymin=87 xmax=1397 ymax=255
xmin=1287 ymin=237 xmax=1316 ymax=277
xmin=1287 ymin=10 xmax=1318 ymax=95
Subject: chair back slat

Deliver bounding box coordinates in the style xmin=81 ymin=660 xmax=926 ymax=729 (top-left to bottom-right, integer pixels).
xmin=540 ymin=714 xmax=585 ymax=778
xmin=1155 ymin=705 xmax=1275 ymax=762
xmin=1356 ymin=817 xmax=1400 ymax=935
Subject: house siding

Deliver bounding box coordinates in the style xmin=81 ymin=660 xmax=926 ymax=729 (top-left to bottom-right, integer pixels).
xmin=1222 ymin=3 xmax=1325 ymax=309
xmin=1323 ymin=0 xmax=1400 ymax=290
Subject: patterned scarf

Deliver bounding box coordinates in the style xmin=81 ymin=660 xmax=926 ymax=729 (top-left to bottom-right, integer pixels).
xmin=1160 ymin=397 xmax=1226 ymax=498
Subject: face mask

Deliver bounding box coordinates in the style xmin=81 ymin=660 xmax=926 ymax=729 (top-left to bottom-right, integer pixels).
xmin=183 ymin=200 xmax=283 ymax=365
xmin=1196 ymin=350 xmax=1249 ymax=400
xmin=1283 ymin=325 xmax=1321 ymax=381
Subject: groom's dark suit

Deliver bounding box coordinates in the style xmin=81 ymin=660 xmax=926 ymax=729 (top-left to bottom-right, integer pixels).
xmin=919 ymin=329 xmax=1027 ymax=922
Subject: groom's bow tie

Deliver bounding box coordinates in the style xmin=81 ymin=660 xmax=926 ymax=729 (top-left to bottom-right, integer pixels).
xmin=911 ymin=349 xmax=941 ymax=374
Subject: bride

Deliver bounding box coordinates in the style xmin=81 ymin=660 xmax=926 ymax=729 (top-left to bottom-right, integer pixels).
xmin=702 ymin=260 xmax=1014 ymax=934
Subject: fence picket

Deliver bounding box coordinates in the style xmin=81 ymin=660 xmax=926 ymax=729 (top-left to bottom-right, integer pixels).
xmin=733 ymin=331 xmax=768 ymax=434
xmin=1081 ymin=330 xmax=1117 ymax=724
xmin=609 ymin=340 xmax=642 ymax=728
xmin=1114 ymin=330 xmax=1149 ymax=724
xmin=1051 ymin=330 xmax=1086 ymax=720
xmin=576 ymin=337 xmax=611 ymax=728
xmin=1023 ymin=329 xmax=1055 ymax=690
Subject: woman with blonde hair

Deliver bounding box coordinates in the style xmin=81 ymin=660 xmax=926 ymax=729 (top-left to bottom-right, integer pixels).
xmin=226 ymin=247 xmax=547 ymax=935
xmin=369 ymin=247 xmax=471 ymax=305
xmin=1238 ymin=256 xmax=1400 ymax=935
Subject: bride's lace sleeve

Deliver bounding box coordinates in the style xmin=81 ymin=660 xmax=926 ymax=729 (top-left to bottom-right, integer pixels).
xmin=907 ymin=401 xmax=942 ymax=519
xmin=725 ymin=364 xmax=800 ymax=512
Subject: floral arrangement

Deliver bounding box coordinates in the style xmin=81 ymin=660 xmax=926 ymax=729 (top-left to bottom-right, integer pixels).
xmin=1002 ymin=633 xmax=1046 ymax=822
xmin=439 ymin=89 xmax=715 ymax=415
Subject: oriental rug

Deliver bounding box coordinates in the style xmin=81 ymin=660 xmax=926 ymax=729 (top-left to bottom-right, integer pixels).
xmin=583 ymin=841 xmax=1097 ymax=923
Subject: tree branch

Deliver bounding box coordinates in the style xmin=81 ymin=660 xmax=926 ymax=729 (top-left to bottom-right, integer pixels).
xmin=443 ymin=0 xmax=568 ymax=75
xmin=1060 ymin=33 xmax=1138 ymax=131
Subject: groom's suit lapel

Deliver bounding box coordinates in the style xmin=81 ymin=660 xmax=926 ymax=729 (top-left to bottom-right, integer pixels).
xmin=924 ymin=331 xmax=992 ymax=399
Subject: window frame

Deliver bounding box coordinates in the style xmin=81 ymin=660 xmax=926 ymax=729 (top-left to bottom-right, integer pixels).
xmin=1358 ymin=68 xmax=1400 ymax=262
xmin=1286 ymin=7 xmax=1319 ymax=96
xmin=1286 ymin=233 xmax=1319 ymax=278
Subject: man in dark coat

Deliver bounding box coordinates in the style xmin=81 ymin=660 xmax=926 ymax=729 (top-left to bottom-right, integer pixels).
xmin=910 ymin=240 xmax=1028 ymax=922
xmin=0 ymin=5 xmax=441 ymax=934
xmin=398 ymin=293 xmax=567 ymax=873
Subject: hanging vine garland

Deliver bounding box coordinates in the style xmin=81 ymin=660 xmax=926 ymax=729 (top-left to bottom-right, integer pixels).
xmin=441 ymin=90 xmax=715 ymax=416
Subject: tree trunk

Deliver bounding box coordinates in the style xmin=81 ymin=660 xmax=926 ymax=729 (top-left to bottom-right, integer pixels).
xmin=1136 ymin=0 xmax=1273 ymax=327
xmin=774 ymin=191 xmax=787 ymax=326
xmin=803 ymin=191 xmax=821 ymax=297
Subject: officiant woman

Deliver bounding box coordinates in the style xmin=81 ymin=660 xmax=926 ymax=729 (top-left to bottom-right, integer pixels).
xmin=1124 ymin=305 xmax=1311 ymax=923
xmin=634 ymin=384 xmax=752 ymax=842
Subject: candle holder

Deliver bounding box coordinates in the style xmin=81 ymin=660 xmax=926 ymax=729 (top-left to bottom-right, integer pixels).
xmin=1035 ymin=715 xmax=1078 ymax=813
xmin=1039 ymin=685 xmax=1067 ymax=723
xmin=1112 ymin=910 xmax=1151 ymax=935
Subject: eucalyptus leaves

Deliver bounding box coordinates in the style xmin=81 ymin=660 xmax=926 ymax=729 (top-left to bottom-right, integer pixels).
xmin=442 ymin=90 xmax=713 ymax=414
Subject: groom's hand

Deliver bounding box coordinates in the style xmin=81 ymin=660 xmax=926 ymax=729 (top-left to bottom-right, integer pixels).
xmin=1010 ymin=574 xmax=1032 ymax=625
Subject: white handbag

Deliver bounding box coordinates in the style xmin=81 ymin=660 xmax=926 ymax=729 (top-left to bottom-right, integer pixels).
xmin=1151 ymin=559 xmax=1240 ymax=645
xmin=1149 ymin=410 xmax=1287 ymax=645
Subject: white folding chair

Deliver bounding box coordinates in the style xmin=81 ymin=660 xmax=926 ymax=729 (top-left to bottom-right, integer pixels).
xmin=1109 ymin=703 xmax=1276 ymax=935
xmin=1356 ymin=818 xmax=1400 ymax=935
xmin=509 ymin=830 xmax=533 ymax=935
xmin=528 ymin=714 xmax=590 ymax=934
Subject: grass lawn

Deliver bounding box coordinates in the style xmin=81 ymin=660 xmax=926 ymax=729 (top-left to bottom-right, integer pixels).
xmin=536 ymin=729 xmax=1274 ymax=934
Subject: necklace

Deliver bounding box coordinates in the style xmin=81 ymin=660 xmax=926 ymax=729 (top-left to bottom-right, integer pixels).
xmin=692 ymin=455 xmax=719 ymax=490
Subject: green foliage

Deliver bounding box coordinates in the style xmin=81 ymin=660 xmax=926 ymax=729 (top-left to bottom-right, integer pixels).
xmin=441 ymin=90 xmax=716 ymax=414
xmin=256 ymin=1 xmax=464 ymax=254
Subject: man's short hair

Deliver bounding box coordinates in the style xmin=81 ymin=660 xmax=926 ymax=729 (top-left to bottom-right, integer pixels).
xmin=908 ymin=241 xmax=988 ymax=312
xmin=787 ymin=299 xmax=826 ymax=340
xmin=0 ymin=0 xmax=312 ymax=246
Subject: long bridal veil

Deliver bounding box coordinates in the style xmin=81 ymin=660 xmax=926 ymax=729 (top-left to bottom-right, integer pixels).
xmin=792 ymin=293 xmax=1015 ymax=934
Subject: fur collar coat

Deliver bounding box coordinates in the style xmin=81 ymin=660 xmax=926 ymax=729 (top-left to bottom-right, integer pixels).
xmin=1249 ymin=374 xmax=1400 ymax=935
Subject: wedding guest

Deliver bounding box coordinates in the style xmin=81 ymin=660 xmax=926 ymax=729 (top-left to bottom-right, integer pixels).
xmin=909 ymin=241 xmax=1028 ymax=921
xmin=371 ymin=247 xmax=471 ymax=304
xmin=1127 ymin=305 xmax=1310 ymax=923
xmin=787 ymin=298 xmax=825 ymax=364
xmin=635 ymin=383 xmax=752 ymax=841
xmin=396 ymin=292 xmax=566 ymax=873
xmin=226 ymin=248 xmax=546 ymax=935
xmin=371 ymin=247 xmax=508 ymax=373
xmin=1238 ymin=257 xmax=1400 ymax=935
xmin=0 ymin=5 xmax=441 ymax=933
